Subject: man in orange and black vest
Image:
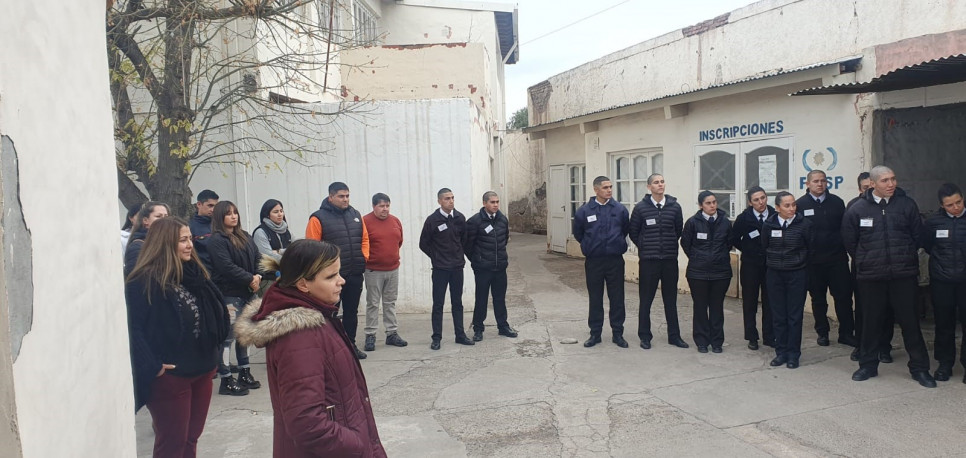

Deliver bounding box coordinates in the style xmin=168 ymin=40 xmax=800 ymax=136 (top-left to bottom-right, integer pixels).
xmin=306 ymin=181 xmax=370 ymax=359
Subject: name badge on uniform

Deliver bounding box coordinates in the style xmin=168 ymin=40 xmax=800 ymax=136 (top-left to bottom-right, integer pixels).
xmin=485 ymin=225 xmax=494 ymax=234
xmin=587 ymin=215 xmax=597 ymax=222
xmin=860 ymin=218 xmax=874 ymax=227
xmin=771 ymin=230 xmax=783 ymax=237
xmin=697 ymin=233 xmax=708 ymax=240
xmin=437 ymin=223 xmax=448 ymax=232
xmin=803 ymin=209 xmax=815 ymax=217
xmin=937 ymin=229 xmax=949 ymax=238
xmin=646 ymin=218 xmax=657 ymax=226
xmin=749 ymin=230 xmax=760 ymax=239
xmin=354 ymin=217 xmax=360 ymax=222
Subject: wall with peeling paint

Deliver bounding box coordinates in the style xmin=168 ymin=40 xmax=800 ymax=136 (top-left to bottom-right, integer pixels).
xmin=190 ymin=98 xmax=491 ymax=313
xmin=503 ymin=131 xmax=547 ymax=234
xmin=0 ymin=1 xmax=136 ymax=456
xmin=340 ymin=43 xmax=487 ymax=109
xmin=530 ymin=0 xmax=966 ymax=126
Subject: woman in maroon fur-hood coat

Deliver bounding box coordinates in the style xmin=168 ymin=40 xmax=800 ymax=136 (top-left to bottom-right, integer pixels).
xmin=235 ymin=239 xmax=386 ymax=458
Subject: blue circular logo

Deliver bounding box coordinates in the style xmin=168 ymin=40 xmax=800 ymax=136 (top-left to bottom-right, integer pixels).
xmin=802 ymin=147 xmax=838 ymax=172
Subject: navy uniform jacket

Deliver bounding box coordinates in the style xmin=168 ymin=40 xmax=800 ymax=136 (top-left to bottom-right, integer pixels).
xmin=572 ymin=197 xmax=629 ymax=258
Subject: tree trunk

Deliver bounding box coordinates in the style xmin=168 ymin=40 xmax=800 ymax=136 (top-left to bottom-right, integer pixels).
xmin=152 ymin=1 xmax=196 ymax=217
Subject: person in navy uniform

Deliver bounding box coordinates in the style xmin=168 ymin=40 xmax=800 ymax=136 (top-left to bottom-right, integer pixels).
xmin=730 ymin=186 xmax=775 ymax=350
xmin=843 ymin=166 xmax=935 ymax=388
xmin=921 ymin=183 xmax=966 ymax=383
xmin=681 ymin=191 xmax=732 ymax=354
xmin=573 ymin=176 xmax=630 ymax=348
xmin=762 ymin=192 xmax=812 ymax=369
xmin=796 ymin=170 xmax=856 ymax=348
xmin=628 ymin=173 xmax=688 ymax=350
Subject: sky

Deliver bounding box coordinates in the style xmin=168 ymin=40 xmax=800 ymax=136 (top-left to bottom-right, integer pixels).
xmin=504 ymin=0 xmax=756 ymax=118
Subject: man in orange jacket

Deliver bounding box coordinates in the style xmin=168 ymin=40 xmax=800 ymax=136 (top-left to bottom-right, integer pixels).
xmin=306 ymin=181 xmax=370 ymax=359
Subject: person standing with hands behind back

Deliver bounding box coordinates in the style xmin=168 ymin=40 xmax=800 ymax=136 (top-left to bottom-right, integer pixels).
xmin=572 ymin=176 xmax=630 ymax=349
xmin=681 ymin=191 xmax=732 ymax=354
xmin=731 ymin=186 xmax=775 ymax=350
xmin=209 ymin=201 xmax=262 ymax=395
xmin=762 ymin=192 xmax=812 ymax=369
xmin=420 ymin=188 xmax=475 ymax=350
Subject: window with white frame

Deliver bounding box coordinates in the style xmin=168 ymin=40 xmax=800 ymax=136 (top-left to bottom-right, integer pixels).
xmin=317 ymin=0 xmax=343 ymax=34
xmin=353 ymin=1 xmax=378 ymax=44
xmin=569 ymin=165 xmax=586 ymax=223
xmin=610 ymin=149 xmax=664 ymax=212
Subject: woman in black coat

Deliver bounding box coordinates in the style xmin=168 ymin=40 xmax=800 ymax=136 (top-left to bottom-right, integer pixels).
xmin=125 ymin=217 xmax=229 ymax=457
xmin=208 ymin=200 xmax=262 ymax=395
xmin=762 ymin=191 xmax=812 ymax=369
xmin=681 ymin=190 xmax=733 ymax=353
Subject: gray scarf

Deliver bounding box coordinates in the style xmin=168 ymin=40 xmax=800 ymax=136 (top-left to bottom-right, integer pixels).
xmin=262 ymin=217 xmax=289 ymax=234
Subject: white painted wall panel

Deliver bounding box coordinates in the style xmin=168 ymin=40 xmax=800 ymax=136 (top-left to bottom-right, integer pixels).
xmin=0 ymin=1 xmax=137 ymax=456
xmin=192 ymin=98 xmax=490 ymax=313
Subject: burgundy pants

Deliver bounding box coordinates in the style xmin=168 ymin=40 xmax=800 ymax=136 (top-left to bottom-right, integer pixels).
xmin=146 ymin=370 xmax=215 ymax=457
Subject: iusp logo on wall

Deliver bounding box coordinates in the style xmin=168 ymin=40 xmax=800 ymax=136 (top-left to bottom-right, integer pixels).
xmin=800 ymin=147 xmax=844 ymax=189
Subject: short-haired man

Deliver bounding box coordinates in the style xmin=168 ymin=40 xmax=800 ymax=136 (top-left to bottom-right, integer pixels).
xmin=190 ymin=189 xmax=219 ymax=271
xmin=362 ymin=193 xmax=408 ymax=352
xmin=306 ymin=181 xmax=370 ymax=359
xmin=843 ymin=166 xmax=936 ymax=388
xmin=465 ymin=191 xmax=518 ymax=341
xmin=628 ymin=173 xmax=688 ymax=350
xmin=573 ymin=176 xmax=630 ymax=348
xmin=419 ymin=188 xmax=475 ymax=350
xmin=730 ymin=186 xmax=775 ymax=350
xmin=847 ymin=172 xmax=872 ymax=209
xmin=797 ymin=170 xmax=856 ymax=348
xmin=921 ymin=183 xmax=966 ymax=383
xmin=848 ymin=171 xmax=894 ymax=362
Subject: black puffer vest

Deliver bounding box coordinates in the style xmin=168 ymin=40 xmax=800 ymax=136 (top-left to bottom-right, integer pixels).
xmin=923 ymin=209 xmax=966 ymax=283
xmin=842 ymin=188 xmax=922 ymax=281
xmin=681 ymin=209 xmax=733 ymax=281
xmin=465 ymin=208 xmax=509 ymax=271
xmin=628 ymin=195 xmax=683 ymax=260
xmin=762 ymin=214 xmax=812 ymax=271
xmin=255 ymin=223 xmax=292 ymax=251
xmin=311 ymin=200 xmax=366 ymax=276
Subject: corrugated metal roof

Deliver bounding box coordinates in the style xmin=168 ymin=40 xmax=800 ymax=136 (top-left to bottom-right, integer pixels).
xmin=792 ymin=54 xmax=966 ymax=95
xmin=528 ymin=57 xmax=861 ymax=130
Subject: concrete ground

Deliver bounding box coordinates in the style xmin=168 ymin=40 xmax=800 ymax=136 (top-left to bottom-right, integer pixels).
xmin=136 ymin=232 xmax=966 ymax=457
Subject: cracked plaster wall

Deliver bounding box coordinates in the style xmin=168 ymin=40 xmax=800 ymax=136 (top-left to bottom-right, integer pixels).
xmin=1 ymin=1 xmax=137 ymax=456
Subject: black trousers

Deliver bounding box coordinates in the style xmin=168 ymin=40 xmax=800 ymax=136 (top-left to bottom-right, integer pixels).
xmin=431 ymin=268 xmax=466 ymax=341
xmin=585 ymin=255 xmax=625 ymax=337
xmin=857 ymin=278 xmax=930 ymax=373
xmin=767 ymin=268 xmax=807 ymax=360
xmin=740 ymin=260 xmax=773 ymax=344
xmin=339 ymin=273 xmax=364 ymax=342
xmin=637 ymin=258 xmax=680 ymax=343
xmin=931 ymin=279 xmax=966 ymax=370
xmin=807 ymin=260 xmax=854 ymax=339
xmin=853 ymin=265 xmax=894 ymax=352
xmin=688 ymin=278 xmax=729 ymax=347
xmin=472 ymin=268 xmax=509 ymax=333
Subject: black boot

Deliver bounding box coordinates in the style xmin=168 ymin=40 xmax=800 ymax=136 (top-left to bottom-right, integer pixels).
xmin=219 ymin=376 xmax=249 ymax=396
xmin=237 ymin=367 xmax=261 ymax=389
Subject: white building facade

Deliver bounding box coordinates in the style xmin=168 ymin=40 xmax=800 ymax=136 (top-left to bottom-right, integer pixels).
xmin=527 ymin=0 xmax=966 ymax=288
xmin=190 ymin=0 xmax=520 ymax=312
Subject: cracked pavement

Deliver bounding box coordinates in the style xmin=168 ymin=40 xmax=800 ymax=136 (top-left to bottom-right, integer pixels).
xmin=136 ymin=233 xmax=966 ymax=457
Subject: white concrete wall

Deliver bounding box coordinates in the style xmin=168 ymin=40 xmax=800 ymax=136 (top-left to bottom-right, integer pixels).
xmin=380 ymin=2 xmax=507 ymax=135
xmin=190 ymin=98 xmax=491 ymax=312
xmin=531 ymin=0 xmax=966 ymax=126
xmin=0 ymin=1 xmax=136 ymax=457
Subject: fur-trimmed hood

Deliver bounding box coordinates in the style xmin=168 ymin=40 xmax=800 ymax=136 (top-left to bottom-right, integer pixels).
xmin=234 ymin=297 xmax=327 ymax=348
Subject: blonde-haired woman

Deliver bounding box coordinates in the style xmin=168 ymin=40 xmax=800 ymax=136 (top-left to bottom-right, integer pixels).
xmin=235 ymin=239 xmax=386 ymax=457
xmin=126 ymin=217 xmax=229 ymax=457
